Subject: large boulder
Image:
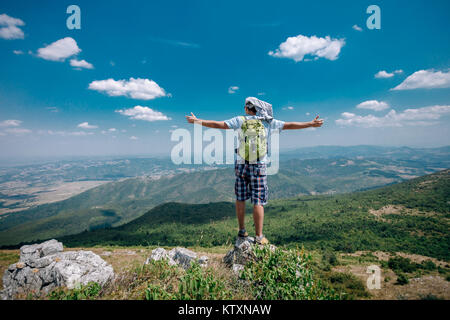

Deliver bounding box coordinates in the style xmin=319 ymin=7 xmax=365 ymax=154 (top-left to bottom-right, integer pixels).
xmin=145 ymin=247 xmax=208 ymax=270
xmin=1 ymin=239 xmax=114 ymax=300
xmin=223 ymin=237 xmax=276 ymax=274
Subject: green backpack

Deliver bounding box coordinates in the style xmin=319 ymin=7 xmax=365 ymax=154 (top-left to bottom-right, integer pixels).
xmin=237 ymin=116 xmax=268 ymax=163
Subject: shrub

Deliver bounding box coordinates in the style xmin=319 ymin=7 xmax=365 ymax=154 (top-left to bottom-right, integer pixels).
xmin=326 ymin=272 xmax=369 ymax=299
xmin=48 ymin=282 xmax=102 ymax=300
xmin=240 ymin=245 xmax=340 ymax=300
xmin=145 ymin=262 xmax=232 ymax=300
xmin=388 ymin=256 xmax=417 ymax=274
xmin=421 ymin=260 xmax=437 ymax=271
xmin=395 ymin=274 xmax=409 ymax=285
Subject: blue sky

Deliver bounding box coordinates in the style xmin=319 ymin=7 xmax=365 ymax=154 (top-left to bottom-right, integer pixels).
xmin=0 ymin=0 xmax=449 ymax=160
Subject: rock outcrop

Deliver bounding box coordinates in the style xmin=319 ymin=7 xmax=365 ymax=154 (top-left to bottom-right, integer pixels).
xmin=145 ymin=247 xmax=208 ymax=270
xmin=1 ymin=239 xmax=114 ymax=300
xmin=223 ymin=237 xmax=276 ymax=274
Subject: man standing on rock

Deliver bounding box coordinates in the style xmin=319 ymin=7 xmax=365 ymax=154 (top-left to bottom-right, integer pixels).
xmin=186 ymin=97 xmax=324 ymax=244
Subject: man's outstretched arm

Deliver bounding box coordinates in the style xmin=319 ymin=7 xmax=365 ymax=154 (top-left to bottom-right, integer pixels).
xmin=283 ymin=115 xmax=324 ymax=130
xmin=185 ymin=112 xmax=229 ymax=129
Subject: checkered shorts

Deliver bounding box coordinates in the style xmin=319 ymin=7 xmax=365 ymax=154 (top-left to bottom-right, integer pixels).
xmin=234 ymin=162 xmax=268 ymax=205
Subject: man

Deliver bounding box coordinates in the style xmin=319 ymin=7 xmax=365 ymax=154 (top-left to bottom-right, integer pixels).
xmin=186 ymin=97 xmax=323 ymax=245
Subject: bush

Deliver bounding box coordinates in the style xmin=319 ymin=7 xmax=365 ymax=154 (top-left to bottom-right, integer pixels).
xmin=421 ymin=260 xmax=437 ymax=271
xmin=395 ymin=274 xmax=409 ymax=285
xmin=145 ymin=262 xmax=232 ymax=300
xmin=388 ymin=257 xmax=417 ymax=274
xmin=48 ymin=282 xmax=102 ymax=300
xmin=240 ymin=245 xmax=340 ymax=300
xmin=326 ymin=272 xmax=369 ymax=299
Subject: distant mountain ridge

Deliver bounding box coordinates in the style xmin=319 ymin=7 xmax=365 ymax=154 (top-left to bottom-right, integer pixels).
xmin=0 ymin=145 xmax=448 ymax=246
xmin=51 ymin=169 xmax=450 ymax=261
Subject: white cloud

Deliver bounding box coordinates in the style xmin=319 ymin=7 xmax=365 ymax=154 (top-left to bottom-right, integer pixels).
xmin=89 ymin=78 xmax=167 ymax=100
xmin=374 ymin=70 xmax=394 ymax=79
xmin=0 ymin=119 xmax=22 ymax=127
xmin=37 ymin=37 xmax=81 ymax=61
xmin=306 ymin=112 xmax=310 ymax=116
xmin=336 ymin=105 xmax=450 ymax=128
xmin=375 ymin=69 xmax=403 ymax=79
xmin=130 ymin=136 xmax=138 ymax=140
xmin=352 ymin=25 xmax=363 ymax=32
xmin=257 ymin=92 xmax=266 ymax=96
xmin=356 ymin=100 xmax=389 ymax=111
xmin=70 ymin=59 xmax=94 ymax=69
xmin=77 ymin=122 xmax=98 ymax=129
xmin=116 ymin=106 xmax=171 ymax=122
xmin=282 ymin=106 xmax=294 ymax=110
xmin=0 ymin=14 xmax=25 ymax=40
xmin=108 ymin=128 xmax=117 ymax=132
xmin=392 ymin=69 xmax=450 ymax=90
xmin=268 ymin=34 xmax=345 ymax=62
xmin=228 ymin=86 xmax=239 ymax=94
xmin=13 ymin=50 xmax=23 ymax=55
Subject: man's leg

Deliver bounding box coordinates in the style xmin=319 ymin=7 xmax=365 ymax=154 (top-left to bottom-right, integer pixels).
xmin=236 ymin=200 xmax=246 ymax=230
xmin=253 ymin=205 xmax=264 ymax=237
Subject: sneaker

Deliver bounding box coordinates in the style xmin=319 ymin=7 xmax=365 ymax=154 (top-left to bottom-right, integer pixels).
xmin=255 ymin=236 xmax=269 ymax=245
xmin=238 ymin=229 xmax=248 ymax=238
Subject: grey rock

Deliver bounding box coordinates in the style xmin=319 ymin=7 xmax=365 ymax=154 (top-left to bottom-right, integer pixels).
xmin=19 ymin=239 xmax=63 ymax=265
xmin=144 ymin=248 xmax=176 ymax=266
xmin=223 ymin=237 xmax=276 ymax=268
xmin=145 ymin=247 xmax=208 ymax=270
xmin=232 ymin=264 xmax=244 ymax=275
xmin=169 ymin=247 xmax=198 ymax=270
xmin=198 ymin=255 xmax=209 ymax=267
xmin=1 ymin=240 xmax=114 ymax=300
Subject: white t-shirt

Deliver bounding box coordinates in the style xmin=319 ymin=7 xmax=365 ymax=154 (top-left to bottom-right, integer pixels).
xmin=224 ymin=115 xmax=285 ymax=164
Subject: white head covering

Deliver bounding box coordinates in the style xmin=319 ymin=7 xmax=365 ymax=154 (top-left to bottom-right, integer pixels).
xmin=245 ymin=97 xmax=273 ymax=122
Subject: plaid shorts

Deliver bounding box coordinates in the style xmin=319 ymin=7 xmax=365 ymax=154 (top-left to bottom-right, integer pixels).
xmin=234 ymin=162 xmax=268 ymax=205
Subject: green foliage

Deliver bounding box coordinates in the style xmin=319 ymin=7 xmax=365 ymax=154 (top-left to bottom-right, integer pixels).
xmin=144 ymin=261 xmax=232 ymax=300
xmin=48 ymin=282 xmax=102 ymax=300
xmin=388 ymin=257 xmax=418 ymax=274
xmin=176 ymin=262 xmax=232 ymax=300
xmin=388 ymin=256 xmax=438 ymax=277
xmin=325 ymin=272 xmax=369 ymax=299
xmin=395 ymin=274 xmax=409 ymax=285
xmin=240 ymin=245 xmax=340 ymax=300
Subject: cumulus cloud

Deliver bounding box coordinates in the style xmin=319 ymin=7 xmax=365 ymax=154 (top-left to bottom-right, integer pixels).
xmin=77 ymin=122 xmax=98 ymax=129
xmin=375 ymin=71 xmax=394 ymax=79
xmin=356 ymin=100 xmax=389 ymax=111
xmin=228 ymin=86 xmax=239 ymax=94
xmin=352 ymin=25 xmax=363 ymax=32
xmin=268 ymin=34 xmax=345 ymax=62
xmin=0 ymin=119 xmax=22 ymax=127
xmin=392 ymin=69 xmax=450 ymax=90
xmin=13 ymin=49 xmax=23 ymax=55
xmin=130 ymin=136 xmax=138 ymax=140
xmin=37 ymin=37 xmax=81 ymax=61
xmin=0 ymin=14 xmax=25 ymax=40
xmin=282 ymin=106 xmax=294 ymax=110
xmin=116 ymin=106 xmax=171 ymax=122
xmin=375 ymin=69 xmax=403 ymax=79
xmin=336 ymin=105 xmax=450 ymax=128
xmin=70 ymin=58 xmax=94 ymax=69
xmin=89 ymin=78 xmax=167 ymax=100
